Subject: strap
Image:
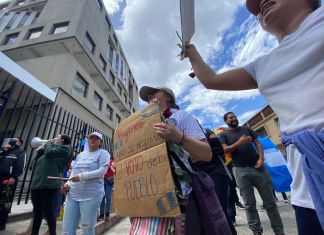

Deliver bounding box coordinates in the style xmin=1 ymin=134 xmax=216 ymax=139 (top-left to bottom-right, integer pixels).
xmin=167 ymin=143 xmax=193 ymax=175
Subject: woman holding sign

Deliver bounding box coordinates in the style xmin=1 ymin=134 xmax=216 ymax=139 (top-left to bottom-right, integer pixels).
xmin=129 ymin=86 xmax=213 ymax=234
xmin=62 ymin=132 xmax=109 ymax=235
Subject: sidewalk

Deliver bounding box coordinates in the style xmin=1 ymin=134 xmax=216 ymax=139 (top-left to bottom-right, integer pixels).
xmin=1 ymin=212 xmax=122 ymax=235
xmin=105 ymin=193 xmax=298 ymax=235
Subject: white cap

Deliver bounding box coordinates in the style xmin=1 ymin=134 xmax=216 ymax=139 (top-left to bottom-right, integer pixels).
xmin=87 ymin=132 xmax=103 ymax=140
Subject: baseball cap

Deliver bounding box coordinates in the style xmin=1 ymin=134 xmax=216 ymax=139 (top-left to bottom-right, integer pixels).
xmin=246 ymin=0 xmax=261 ymax=16
xmin=139 ymin=86 xmax=176 ymax=103
xmin=87 ymin=132 xmax=103 ymax=140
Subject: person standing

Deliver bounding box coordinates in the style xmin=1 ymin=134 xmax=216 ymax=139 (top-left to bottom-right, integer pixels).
xmin=0 ymin=137 xmax=26 ymax=231
xmin=194 ymin=128 xmax=237 ymax=234
xmin=220 ymin=112 xmax=284 ymax=235
xmin=98 ymin=156 xmax=115 ymax=221
xmin=129 ymin=86 xmax=212 ymax=235
xmin=62 ymin=132 xmax=109 ymax=235
xmin=183 ymin=1 xmax=323 ymax=233
xmin=30 ymin=134 xmax=72 ymax=235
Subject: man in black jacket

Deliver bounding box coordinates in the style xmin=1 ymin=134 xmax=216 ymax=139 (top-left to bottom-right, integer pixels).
xmin=0 ymin=137 xmax=26 ymax=230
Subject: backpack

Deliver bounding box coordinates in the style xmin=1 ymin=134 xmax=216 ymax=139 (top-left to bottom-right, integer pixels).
xmin=168 ymin=145 xmax=232 ymax=235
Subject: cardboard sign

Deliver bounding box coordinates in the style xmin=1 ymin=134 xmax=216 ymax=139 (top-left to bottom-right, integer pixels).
xmin=114 ymin=101 xmax=164 ymax=162
xmin=113 ymin=101 xmax=181 ymax=217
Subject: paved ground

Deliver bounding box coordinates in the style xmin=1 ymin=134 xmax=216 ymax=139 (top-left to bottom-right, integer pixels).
xmin=105 ymin=193 xmax=297 ymax=235
xmin=1 ymin=192 xmax=297 ymax=235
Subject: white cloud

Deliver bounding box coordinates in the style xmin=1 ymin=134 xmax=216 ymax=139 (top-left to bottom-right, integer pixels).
xmin=103 ymin=0 xmax=124 ymax=15
xmin=103 ymin=0 xmax=277 ymax=125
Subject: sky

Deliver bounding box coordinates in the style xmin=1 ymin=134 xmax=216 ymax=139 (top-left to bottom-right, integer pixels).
xmin=102 ymin=0 xmax=279 ymax=129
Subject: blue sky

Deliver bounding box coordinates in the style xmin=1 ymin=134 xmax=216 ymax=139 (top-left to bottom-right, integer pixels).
xmin=101 ymin=0 xmax=285 ymax=129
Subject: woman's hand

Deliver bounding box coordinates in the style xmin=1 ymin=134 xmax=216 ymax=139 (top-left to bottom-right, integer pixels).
xmin=61 ymin=183 xmax=70 ymax=194
xmin=181 ymin=44 xmax=201 ymax=62
xmin=153 ymin=123 xmax=183 ymax=144
xmin=69 ymin=175 xmax=80 ymax=182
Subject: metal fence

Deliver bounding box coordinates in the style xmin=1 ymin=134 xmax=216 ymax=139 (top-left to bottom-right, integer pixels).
xmin=0 ymin=69 xmax=113 ymax=204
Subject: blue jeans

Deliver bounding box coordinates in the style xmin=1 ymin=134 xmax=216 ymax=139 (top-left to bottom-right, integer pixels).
xmin=99 ymin=180 xmax=113 ymax=217
xmin=63 ymin=193 xmax=103 ymax=235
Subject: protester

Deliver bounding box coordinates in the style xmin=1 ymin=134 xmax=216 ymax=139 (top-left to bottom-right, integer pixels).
xmin=194 ymin=128 xmax=237 ymax=234
xmin=183 ymin=1 xmax=323 ymax=233
xmin=220 ymin=112 xmax=284 ymax=235
xmin=30 ymin=134 xmax=72 ymax=235
xmin=98 ymin=155 xmax=115 ymax=221
xmin=129 ymin=86 xmax=212 ymax=234
xmin=62 ymin=132 xmax=109 ymax=235
xmin=0 ymin=137 xmax=26 ymax=231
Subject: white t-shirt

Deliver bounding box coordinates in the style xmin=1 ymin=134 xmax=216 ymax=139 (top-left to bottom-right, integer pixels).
xmin=69 ymin=149 xmax=110 ymax=201
xmin=244 ymin=6 xmax=324 ymax=209
xmin=168 ymin=108 xmax=206 ymax=195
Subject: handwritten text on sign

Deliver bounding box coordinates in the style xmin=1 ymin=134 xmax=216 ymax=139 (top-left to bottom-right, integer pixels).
xmin=115 ymin=143 xmax=180 ymax=217
xmin=114 ymin=102 xmax=164 ymax=162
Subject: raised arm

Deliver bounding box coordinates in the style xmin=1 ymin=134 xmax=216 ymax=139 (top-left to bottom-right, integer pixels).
xmin=185 ymin=44 xmax=257 ymax=90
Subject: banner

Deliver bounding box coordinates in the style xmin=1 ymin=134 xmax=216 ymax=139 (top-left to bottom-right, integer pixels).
xmin=258 ymin=137 xmax=292 ymax=192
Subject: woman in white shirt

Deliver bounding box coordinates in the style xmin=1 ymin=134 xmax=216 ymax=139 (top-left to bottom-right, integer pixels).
xmin=62 ymin=132 xmax=110 ymax=235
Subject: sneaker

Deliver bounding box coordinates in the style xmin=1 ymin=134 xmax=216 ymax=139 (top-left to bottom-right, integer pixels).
xmin=284 ymin=199 xmax=289 ymax=203
xmin=236 ymin=202 xmax=245 ymax=210
xmin=97 ymin=215 xmax=104 ymax=221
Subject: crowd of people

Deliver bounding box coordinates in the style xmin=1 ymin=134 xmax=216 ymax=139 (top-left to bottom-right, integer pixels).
xmin=0 ymin=0 xmax=323 ymax=234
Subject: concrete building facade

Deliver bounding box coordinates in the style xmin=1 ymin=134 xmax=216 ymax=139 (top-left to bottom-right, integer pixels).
xmin=0 ymin=0 xmax=139 ymax=141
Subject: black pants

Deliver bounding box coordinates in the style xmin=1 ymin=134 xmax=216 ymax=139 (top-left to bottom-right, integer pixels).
xmin=0 ymin=177 xmax=16 ymax=230
xmin=209 ymin=173 xmax=237 ymax=235
xmin=293 ymin=205 xmax=324 ymax=235
xmin=31 ymin=188 xmax=58 ymax=235
xmin=227 ymin=175 xmax=239 ymax=222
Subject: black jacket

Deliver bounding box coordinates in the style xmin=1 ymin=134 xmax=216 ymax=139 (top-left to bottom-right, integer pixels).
xmin=0 ymin=147 xmax=26 ymax=179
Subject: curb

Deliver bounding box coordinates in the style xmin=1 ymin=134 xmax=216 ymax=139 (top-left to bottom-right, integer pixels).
xmin=95 ymin=216 xmax=124 ymax=235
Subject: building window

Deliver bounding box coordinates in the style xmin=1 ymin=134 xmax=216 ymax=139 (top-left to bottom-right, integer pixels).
xmin=109 ymin=71 xmax=115 ymax=85
xmin=27 ymin=27 xmax=43 ymax=39
xmin=5 ymin=12 xmax=20 ymax=30
xmin=52 ymin=22 xmax=69 ymax=34
xmin=120 ymin=60 xmax=124 ymax=77
xmin=98 ymin=55 xmax=107 ymax=71
xmin=18 ymin=12 xmax=31 ymax=27
xmin=93 ymin=92 xmax=102 ymax=111
xmin=106 ymin=104 xmax=113 ymax=120
xmin=118 ymin=84 xmax=122 ymax=96
xmin=96 ymin=0 xmax=103 ymax=10
xmin=116 ymin=114 xmax=121 ymax=124
xmin=128 ymin=101 xmax=131 ymax=108
xmin=256 ymin=127 xmax=269 ymax=138
xmin=3 ymin=33 xmax=19 ymax=46
xmin=115 ymin=53 xmax=119 ymax=74
xmin=105 ymin=15 xmax=111 ymax=29
xmin=73 ymin=73 xmax=88 ymax=97
xmin=16 ymin=0 xmax=25 ymax=6
xmin=124 ymin=94 xmax=127 ymax=103
xmin=108 ymin=46 xmax=113 ymax=65
xmin=132 ymin=108 xmax=136 ymax=113
xmin=84 ymin=32 xmax=95 ymax=54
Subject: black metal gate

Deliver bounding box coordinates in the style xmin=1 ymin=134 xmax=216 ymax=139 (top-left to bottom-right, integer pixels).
xmin=0 ymin=69 xmax=113 ymax=204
